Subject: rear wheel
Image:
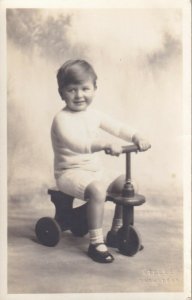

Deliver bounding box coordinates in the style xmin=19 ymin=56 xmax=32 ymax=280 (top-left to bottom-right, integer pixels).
xmin=35 ymin=217 xmax=61 ymax=247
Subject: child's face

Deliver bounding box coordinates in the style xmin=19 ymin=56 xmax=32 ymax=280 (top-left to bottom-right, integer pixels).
xmin=61 ymin=79 xmax=96 ymax=112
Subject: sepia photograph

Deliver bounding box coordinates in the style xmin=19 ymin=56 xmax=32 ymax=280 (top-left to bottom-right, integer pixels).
xmin=0 ymin=0 xmax=191 ymax=299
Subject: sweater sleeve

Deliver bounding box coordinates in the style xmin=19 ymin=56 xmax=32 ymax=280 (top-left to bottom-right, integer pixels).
xmin=98 ymin=111 xmax=136 ymax=142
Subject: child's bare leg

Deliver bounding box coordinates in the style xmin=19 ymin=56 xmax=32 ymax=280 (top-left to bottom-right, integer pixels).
xmin=85 ymin=181 xmax=105 ymax=230
xmin=113 ymin=204 xmax=123 ymax=219
xmin=107 ymin=174 xmax=125 ymax=195
xmin=111 ymin=204 xmax=123 ymax=232
xmin=107 ymin=175 xmax=125 ymax=232
xmin=84 ymin=181 xmax=114 ymax=263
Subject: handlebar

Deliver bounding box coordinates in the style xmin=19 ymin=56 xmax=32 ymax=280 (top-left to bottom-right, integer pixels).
xmin=104 ymin=144 xmax=151 ymax=155
xmin=122 ymin=145 xmax=139 ymax=153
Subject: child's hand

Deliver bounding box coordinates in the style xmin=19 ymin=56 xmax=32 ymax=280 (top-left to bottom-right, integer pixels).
xmin=132 ymin=134 xmax=151 ymax=152
xmin=137 ymin=139 xmax=151 ymax=151
xmin=104 ymin=143 xmax=123 ymax=156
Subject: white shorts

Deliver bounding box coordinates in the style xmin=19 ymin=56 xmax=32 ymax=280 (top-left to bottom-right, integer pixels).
xmin=55 ymin=169 xmax=112 ymax=201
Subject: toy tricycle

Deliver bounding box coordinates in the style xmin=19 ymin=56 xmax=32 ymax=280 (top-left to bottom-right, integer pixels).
xmin=35 ymin=144 xmax=147 ymax=256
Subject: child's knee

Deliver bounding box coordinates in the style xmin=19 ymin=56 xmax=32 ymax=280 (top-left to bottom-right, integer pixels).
xmin=85 ymin=181 xmax=106 ymax=202
xmin=107 ymin=174 xmax=125 ymax=194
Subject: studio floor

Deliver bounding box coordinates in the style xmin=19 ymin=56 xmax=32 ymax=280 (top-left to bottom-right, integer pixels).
xmin=8 ymin=190 xmax=183 ymax=294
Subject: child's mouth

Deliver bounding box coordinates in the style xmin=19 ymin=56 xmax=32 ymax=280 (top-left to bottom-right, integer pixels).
xmin=74 ymin=101 xmax=86 ymax=105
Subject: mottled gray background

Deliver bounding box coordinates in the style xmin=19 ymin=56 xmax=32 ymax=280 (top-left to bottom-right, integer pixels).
xmin=7 ymin=8 xmax=182 ymax=199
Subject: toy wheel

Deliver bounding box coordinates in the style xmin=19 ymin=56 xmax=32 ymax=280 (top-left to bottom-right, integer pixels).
xmin=35 ymin=217 xmax=61 ymax=247
xmin=117 ymin=225 xmax=141 ymax=256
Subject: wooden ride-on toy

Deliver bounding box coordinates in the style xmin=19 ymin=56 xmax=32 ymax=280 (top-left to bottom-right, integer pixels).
xmin=106 ymin=144 xmax=147 ymax=256
xmin=35 ymin=144 xmax=149 ymax=256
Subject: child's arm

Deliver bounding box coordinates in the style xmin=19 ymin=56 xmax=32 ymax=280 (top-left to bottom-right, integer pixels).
xmin=97 ymin=111 xmax=151 ymax=153
xmin=90 ymin=139 xmax=123 ymax=156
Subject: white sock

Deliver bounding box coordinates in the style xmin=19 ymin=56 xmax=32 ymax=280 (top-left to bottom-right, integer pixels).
xmin=89 ymin=228 xmax=107 ymax=252
xmin=111 ymin=218 xmax=122 ymax=233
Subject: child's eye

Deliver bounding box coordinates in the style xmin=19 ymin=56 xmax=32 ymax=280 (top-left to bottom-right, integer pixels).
xmin=67 ymin=88 xmax=76 ymax=93
xmin=83 ymin=87 xmax=90 ymax=91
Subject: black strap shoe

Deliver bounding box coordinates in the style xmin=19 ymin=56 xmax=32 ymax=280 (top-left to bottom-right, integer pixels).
xmin=88 ymin=243 xmax=114 ymax=263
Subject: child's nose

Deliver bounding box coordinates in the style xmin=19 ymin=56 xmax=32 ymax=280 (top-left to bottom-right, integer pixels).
xmin=76 ymin=89 xmax=83 ymax=98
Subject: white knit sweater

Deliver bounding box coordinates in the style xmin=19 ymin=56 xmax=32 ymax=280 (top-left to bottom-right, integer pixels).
xmin=51 ymin=107 xmax=135 ymax=177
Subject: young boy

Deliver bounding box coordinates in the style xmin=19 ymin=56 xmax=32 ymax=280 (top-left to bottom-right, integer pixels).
xmin=51 ymin=59 xmax=151 ymax=263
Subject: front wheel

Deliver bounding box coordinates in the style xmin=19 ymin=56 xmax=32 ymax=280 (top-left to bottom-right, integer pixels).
xmin=117 ymin=225 xmax=141 ymax=256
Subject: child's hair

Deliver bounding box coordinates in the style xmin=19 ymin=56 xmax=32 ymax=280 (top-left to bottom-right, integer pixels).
xmin=57 ymin=59 xmax=97 ymax=98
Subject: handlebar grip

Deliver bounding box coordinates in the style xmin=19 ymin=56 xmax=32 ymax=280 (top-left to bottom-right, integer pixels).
xmin=122 ymin=144 xmax=139 ymax=153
